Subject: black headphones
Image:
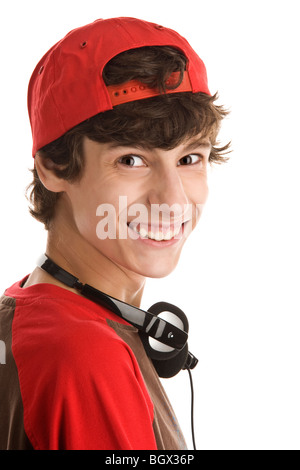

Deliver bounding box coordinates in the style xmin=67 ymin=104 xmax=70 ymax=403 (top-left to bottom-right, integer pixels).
xmin=38 ymin=254 xmax=198 ymax=378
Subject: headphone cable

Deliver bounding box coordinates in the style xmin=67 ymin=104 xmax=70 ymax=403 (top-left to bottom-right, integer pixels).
xmin=186 ymin=367 xmax=197 ymax=450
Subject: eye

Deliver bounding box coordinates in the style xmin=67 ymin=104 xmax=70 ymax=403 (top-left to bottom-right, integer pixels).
xmin=118 ymin=155 xmax=146 ymax=167
xmin=177 ymin=154 xmax=202 ymax=166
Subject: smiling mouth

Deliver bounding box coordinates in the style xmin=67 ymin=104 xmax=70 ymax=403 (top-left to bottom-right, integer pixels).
xmin=127 ymin=222 xmax=185 ymax=241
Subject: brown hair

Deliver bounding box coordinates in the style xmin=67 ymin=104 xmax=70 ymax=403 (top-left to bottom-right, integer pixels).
xmin=27 ymin=46 xmax=230 ymax=229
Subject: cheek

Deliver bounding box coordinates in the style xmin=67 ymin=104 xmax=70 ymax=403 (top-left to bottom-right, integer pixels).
xmin=187 ymin=178 xmax=209 ymax=221
xmin=66 ymin=184 xmax=106 ymax=239
xmin=75 ymin=203 xmax=99 ymax=241
xmin=198 ymin=180 xmax=209 ymax=211
xmin=67 ymin=180 xmax=143 ymax=242
xmin=184 ymin=170 xmax=209 ymax=196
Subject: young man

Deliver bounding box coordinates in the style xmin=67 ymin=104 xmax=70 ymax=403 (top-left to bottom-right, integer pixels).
xmin=0 ymin=17 xmax=229 ymax=450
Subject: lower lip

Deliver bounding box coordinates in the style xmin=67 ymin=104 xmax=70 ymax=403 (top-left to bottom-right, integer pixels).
xmin=127 ymin=224 xmax=185 ymax=247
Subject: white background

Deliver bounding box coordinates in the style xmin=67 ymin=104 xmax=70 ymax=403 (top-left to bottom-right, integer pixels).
xmin=0 ymin=0 xmax=299 ymax=450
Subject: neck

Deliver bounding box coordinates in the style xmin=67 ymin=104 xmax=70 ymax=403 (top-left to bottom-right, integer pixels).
xmin=46 ymin=237 xmax=145 ymax=308
xmin=34 ymin=201 xmax=146 ymax=307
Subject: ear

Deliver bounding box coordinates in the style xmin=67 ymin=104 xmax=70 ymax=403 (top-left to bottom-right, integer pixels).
xmin=34 ymin=153 xmax=68 ymax=193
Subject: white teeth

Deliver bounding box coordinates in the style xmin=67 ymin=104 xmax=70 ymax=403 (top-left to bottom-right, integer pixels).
xmin=174 ymin=225 xmax=182 ymax=237
xmin=139 ymin=227 xmax=148 ymax=238
xmin=129 ymin=224 xmax=182 ymax=241
xmin=164 ymin=231 xmax=172 ymax=240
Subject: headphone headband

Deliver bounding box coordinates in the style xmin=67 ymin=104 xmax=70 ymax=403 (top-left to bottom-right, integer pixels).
xmin=38 ymin=255 xmax=187 ymax=350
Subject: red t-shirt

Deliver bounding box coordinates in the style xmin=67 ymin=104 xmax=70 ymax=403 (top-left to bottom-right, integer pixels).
xmin=0 ymin=277 xmax=187 ymax=450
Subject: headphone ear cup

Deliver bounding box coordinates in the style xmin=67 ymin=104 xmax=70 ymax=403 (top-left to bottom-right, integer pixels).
xmin=139 ymin=302 xmax=190 ymax=378
xmin=151 ymin=343 xmax=189 ymax=379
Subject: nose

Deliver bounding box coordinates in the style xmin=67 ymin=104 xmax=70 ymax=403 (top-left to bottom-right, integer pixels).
xmin=147 ymin=167 xmax=190 ymax=221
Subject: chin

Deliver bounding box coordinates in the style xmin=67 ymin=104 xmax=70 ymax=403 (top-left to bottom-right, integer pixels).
xmin=136 ymin=261 xmax=179 ymax=279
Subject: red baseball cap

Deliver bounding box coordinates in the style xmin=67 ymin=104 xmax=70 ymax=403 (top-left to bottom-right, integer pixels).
xmin=28 ymin=17 xmax=210 ymax=156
